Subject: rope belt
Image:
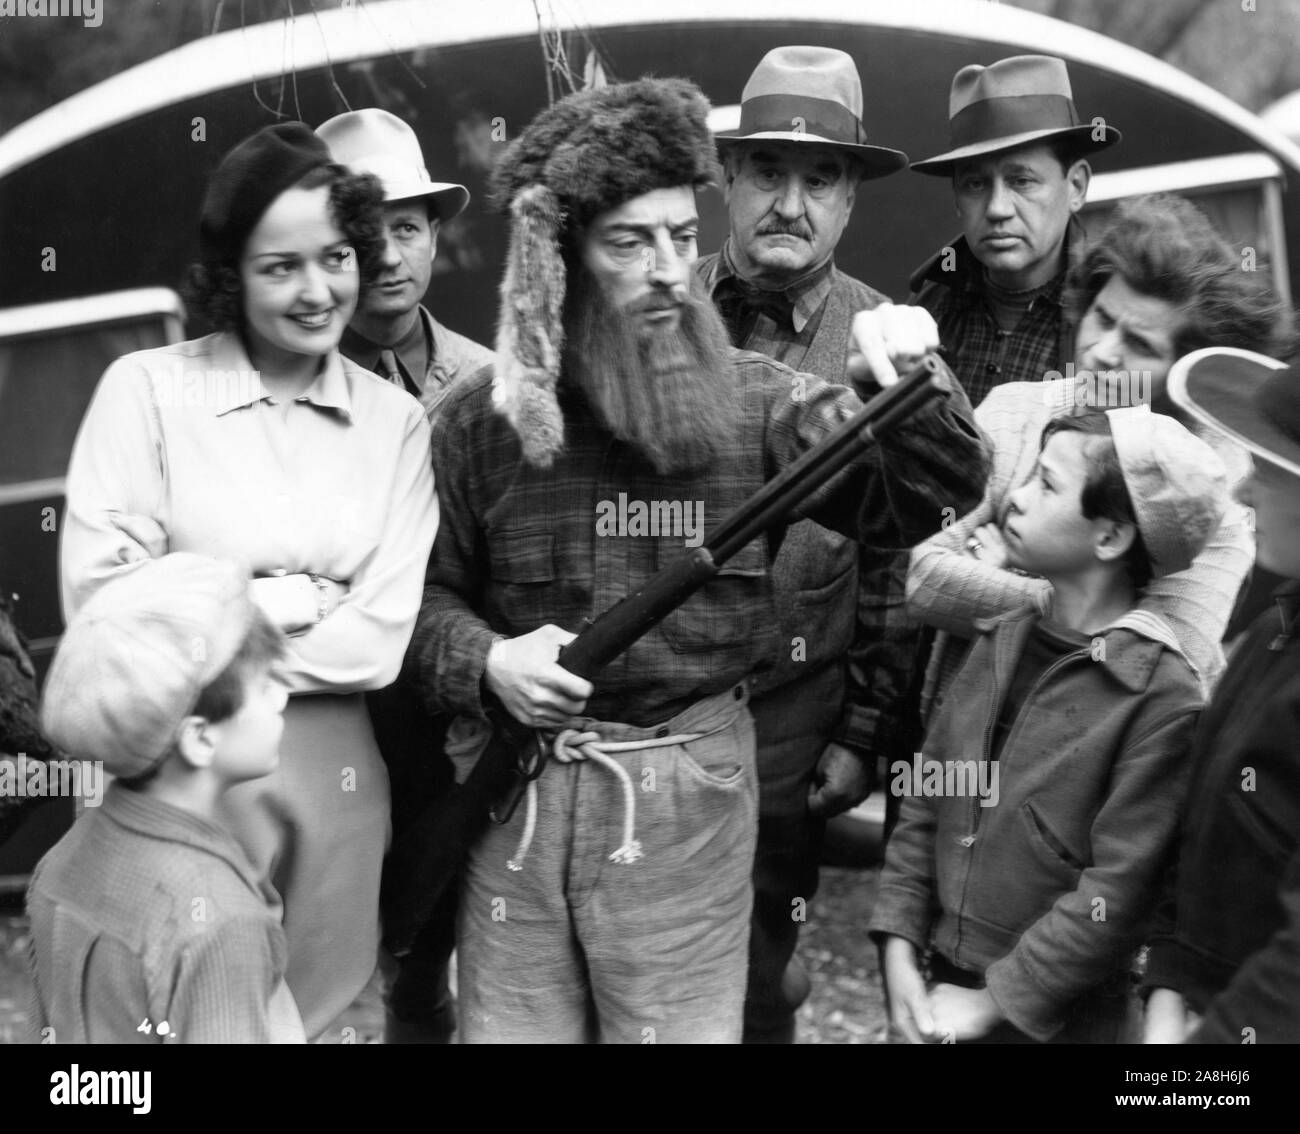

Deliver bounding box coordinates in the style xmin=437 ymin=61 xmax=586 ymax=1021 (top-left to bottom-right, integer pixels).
xmin=506 ymin=720 xmax=731 ymax=873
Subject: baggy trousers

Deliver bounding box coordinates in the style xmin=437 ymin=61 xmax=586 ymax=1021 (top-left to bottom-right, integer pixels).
xmin=450 ymin=684 xmax=759 ymax=1043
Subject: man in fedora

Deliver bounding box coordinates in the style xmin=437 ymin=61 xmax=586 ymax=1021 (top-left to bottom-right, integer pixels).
xmin=318 ymin=107 xmax=491 ymax=1045
xmin=696 ymin=46 xmax=921 ymax=1043
xmin=1142 ymin=347 xmax=1300 ymax=1044
xmin=318 ymin=107 xmax=493 ymax=420
xmin=909 ymin=54 xmax=1120 ymax=408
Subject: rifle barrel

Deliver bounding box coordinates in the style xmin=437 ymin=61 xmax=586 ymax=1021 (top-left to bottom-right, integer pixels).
xmin=557 ymin=354 xmax=944 ymax=679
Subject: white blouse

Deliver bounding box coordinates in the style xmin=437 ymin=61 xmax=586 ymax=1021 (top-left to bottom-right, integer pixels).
xmin=60 ymin=331 xmax=438 ymax=695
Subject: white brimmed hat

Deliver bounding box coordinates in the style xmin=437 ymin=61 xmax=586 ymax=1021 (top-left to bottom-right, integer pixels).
xmin=316 ymin=108 xmax=469 ymax=221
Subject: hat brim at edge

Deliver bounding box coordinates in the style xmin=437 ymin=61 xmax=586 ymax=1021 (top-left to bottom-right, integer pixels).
xmin=1167 ymin=347 xmax=1300 ymax=480
xmin=382 ymin=180 xmax=471 ymax=221
xmin=910 ymin=123 xmax=1121 ymax=176
xmin=714 ymin=132 xmax=909 ymax=179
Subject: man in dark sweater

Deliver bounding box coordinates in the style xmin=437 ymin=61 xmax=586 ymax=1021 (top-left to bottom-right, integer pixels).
xmin=908 ymin=55 xmax=1120 ymax=408
xmin=694 ymin=45 xmax=915 ymax=1043
xmin=1143 ymin=347 xmax=1300 ymax=1044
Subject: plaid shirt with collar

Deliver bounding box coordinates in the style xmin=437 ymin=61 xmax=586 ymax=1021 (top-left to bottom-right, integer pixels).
xmin=341 ymin=305 xmax=494 ymax=424
xmin=910 ymin=231 xmax=1078 ymax=410
xmin=408 ymin=354 xmax=987 ymax=729
xmin=698 ymin=241 xmax=840 ymax=367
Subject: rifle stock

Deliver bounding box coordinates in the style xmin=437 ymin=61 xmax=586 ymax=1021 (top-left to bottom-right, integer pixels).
xmin=382 ymin=354 xmax=945 ymax=955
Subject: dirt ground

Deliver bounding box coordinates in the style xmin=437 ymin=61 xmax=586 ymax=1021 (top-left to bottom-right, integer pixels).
xmin=0 ymin=865 xmax=887 ymax=1044
xmin=795 ymin=865 xmax=889 ymax=1044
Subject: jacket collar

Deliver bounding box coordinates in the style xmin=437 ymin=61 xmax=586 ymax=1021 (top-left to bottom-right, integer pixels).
xmin=208 ymin=331 xmax=353 ymax=420
xmin=102 ymin=781 xmax=276 ymax=906
xmin=340 ymin=307 xmax=428 ymax=389
xmin=709 ymin=241 xmax=836 ymax=334
xmin=973 ymin=603 xmax=1190 ymax=694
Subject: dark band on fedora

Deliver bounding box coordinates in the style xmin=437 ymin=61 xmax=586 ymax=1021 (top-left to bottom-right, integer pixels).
xmin=950 ymin=93 xmax=1080 ymax=150
xmin=732 ymin=94 xmax=869 ymax=145
xmin=911 ymin=54 xmax=1119 ymax=175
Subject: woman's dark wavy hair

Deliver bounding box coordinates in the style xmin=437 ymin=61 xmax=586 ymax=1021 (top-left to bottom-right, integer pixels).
xmin=1040 ymin=410 xmax=1152 ymax=590
xmin=182 ymin=164 xmax=386 ymax=331
xmin=1065 ymin=192 xmax=1297 ymax=361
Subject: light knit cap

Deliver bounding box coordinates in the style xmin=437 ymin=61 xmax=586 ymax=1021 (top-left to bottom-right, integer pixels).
xmin=1105 ymin=406 xmax=1229 ymax=578
xmin=41 ymin=554 xmax=257 ymax=778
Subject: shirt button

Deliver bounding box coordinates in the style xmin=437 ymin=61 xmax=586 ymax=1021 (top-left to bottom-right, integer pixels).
xmin=986 ymin=363 xmax=1001 ymax=374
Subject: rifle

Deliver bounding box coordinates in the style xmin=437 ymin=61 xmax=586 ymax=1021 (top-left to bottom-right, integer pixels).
xmin=382 ymin=353 xmax=947 ymax=955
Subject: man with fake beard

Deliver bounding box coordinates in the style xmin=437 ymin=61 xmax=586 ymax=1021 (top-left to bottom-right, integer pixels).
xmin=695 ymin=46 xmax=915 ymax=1043
xmin=405 ymin=77 xmax=988 ymax=1043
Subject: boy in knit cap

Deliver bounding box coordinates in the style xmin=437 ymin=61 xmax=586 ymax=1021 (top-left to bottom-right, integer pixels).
xmin=871 ymin=407 xmax=1228 ymax=1043
xmin=27 ymin=553 xmax=304 ymax=1044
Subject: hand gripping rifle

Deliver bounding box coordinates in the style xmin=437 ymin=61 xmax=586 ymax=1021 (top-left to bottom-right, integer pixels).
xmin=382 ymin=353 xmax=946 ymax=955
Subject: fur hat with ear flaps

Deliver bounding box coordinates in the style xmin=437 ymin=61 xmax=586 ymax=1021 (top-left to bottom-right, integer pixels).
xmin=490 ymin=77 xmax=720 ymax=467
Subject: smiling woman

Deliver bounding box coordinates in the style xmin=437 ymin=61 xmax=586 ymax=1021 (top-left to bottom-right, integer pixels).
xmin=240 ymin=184 xmax=362 ymax=389
xmin=57 ymin=122 xmax=438 ymax=1042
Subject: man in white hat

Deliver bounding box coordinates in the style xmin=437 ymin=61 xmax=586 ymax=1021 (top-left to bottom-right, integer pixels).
xmin=318 ymin=108 xmax=492 ymax=420
xmin=695 ymin=45 xmax=918 ymax=1043
xmin=317 ymin=108 xmax=490 ymax=1045
xmin=908 ymin=55 xmax=1121 ymax=408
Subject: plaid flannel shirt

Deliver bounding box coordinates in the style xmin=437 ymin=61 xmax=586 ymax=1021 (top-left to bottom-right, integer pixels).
xmin=909 ymin=229 xmax=1079 ymax=409
xmin=407 ymin=353 xmax=986 ymax=728
xmin=699 ymin=242 xmax=840 ymax=365
xmin=697 ymin=246 xmax=924 ymax=757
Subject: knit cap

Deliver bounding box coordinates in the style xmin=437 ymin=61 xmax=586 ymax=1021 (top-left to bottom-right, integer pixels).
xmin=42 ymin=555 xmax=258 ymax=778
xmin=1106 ymin=405 xmax=1229 ymax=578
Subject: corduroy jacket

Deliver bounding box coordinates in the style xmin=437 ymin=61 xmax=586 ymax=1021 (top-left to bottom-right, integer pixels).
xmin=870 ymin=605 xmax=1203 ymax=1041
xmin=26 ymin=782 xmax=303 ymax=1043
